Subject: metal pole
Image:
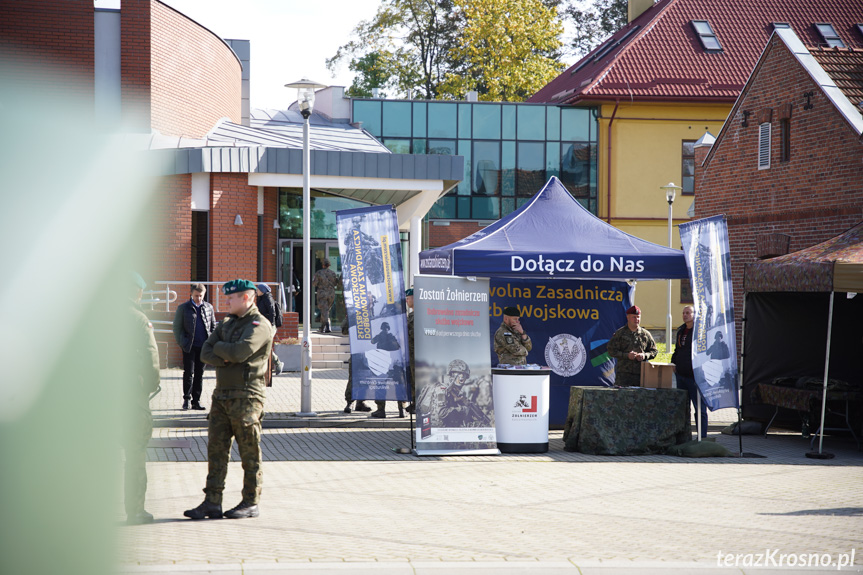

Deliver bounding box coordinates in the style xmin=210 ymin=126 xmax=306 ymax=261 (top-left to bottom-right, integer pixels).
xmin=816 ymin=292 xmax=834 ymax=454
xmin=666 ymin=199 xmax=673 ymax=354
xmin=299 ymin=116 xmax=316 ymax=416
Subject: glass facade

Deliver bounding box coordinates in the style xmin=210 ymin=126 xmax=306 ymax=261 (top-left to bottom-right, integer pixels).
xmin=353 ymin=100 xmax=600 ymax=219
xmin=278 ymin=188 xmax=371 ymax=239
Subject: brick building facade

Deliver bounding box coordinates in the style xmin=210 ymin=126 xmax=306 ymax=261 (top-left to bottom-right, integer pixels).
xmin=694 ymin=30 xmax=863 ymax=352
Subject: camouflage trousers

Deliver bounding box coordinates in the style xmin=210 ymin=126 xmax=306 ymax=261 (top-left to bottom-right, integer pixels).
xmin=317 ymin=293 xmax=334 ymax=330
xmin=123 ymin=408 xmax=153 ymax=516
xmin=344 ymin=356 xmax=353 ymax=402
xmin=205 ymin=397 xmax=264 ymax=505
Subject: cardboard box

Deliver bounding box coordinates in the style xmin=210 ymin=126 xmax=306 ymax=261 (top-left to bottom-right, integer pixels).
xmin=641 ymin=361 xmax=676 ymax=389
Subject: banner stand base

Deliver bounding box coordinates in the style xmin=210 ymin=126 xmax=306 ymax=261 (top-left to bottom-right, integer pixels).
xmin=805 ymin=451 xmax=835 ymax=459
xmin=414 ymin=448 xmax=501 ymax=457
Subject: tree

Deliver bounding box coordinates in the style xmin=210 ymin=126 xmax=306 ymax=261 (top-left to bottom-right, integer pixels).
xmin=438 ymin=0 xmax=565 ymax=102
xmin=327 ymin=0 xmax=459 ymax=99
xmin=565 ymin=0 xmax=628 ymax=58
xmin=345 ymin=52 xmax=396 ymax=98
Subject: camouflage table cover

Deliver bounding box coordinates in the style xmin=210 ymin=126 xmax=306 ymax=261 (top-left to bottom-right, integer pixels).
xmin=563 ymin=387 xmax=691 ymax=455
xmin=755 ymin=383 xmax=863 ymax=412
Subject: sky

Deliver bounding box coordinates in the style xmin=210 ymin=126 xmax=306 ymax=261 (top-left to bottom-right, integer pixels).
xmin=96 ymin=0 xmax=383 ymax=110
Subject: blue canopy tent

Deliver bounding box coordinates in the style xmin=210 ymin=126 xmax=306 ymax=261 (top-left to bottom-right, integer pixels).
xmin=420 ymin=177 xmax=689 ymax=279
xmin=418 ymin=176 xmax=690 ymax=426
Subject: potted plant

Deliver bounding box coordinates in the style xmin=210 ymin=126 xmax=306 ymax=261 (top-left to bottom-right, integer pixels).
xmin=274 ymin=337 xmax=301 ymax=372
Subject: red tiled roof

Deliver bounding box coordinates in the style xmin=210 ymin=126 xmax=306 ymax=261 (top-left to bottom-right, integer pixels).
xmin=529 ymin=0 xmax=863 ymax=104
xmin=811 ymin=48 xmax=863 ymax=109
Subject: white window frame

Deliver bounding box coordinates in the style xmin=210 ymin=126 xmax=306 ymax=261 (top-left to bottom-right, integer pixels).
xmin=758 ymin=122 xmax=771 ymax=170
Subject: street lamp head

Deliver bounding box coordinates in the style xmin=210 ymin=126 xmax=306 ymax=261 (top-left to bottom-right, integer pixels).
xmin=285 ymin=78 xmax=328 ymax=120
xmin=660 ymin=182 xmax=681 ymax=205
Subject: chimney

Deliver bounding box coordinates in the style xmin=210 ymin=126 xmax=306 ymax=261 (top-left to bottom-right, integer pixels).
xmin=628 ymin=0 xmax=654 ymax=23
xmin=466 ymin=90 xmax=478 ymax=102
xmin=372 ymin=87 xmax=380 ymax=98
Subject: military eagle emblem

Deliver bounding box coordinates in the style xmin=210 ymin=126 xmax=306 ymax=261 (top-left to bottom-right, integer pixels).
xmin=544 ymin=334 xmax=586 ymax=377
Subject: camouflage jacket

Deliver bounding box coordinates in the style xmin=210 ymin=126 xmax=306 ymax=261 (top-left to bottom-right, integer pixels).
xmin=417 ymin=381 xmax=473 ymax=427
xmin=493 ymin=322 xmax=532 ymax=365
xmin=313 ymin=268 xmax=340 ymax=296
xmin=607 ymin=325 xmax=657 ymax=376
xmin=131 ymin=303 xmax=160 ymax=408
xmin=201 ymin=304 xmax=273 ymax=401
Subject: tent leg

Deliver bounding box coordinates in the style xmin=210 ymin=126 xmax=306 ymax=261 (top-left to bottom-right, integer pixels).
xmin=807 ymin=292 xmax=835 ymax=459
xmin=736 ymin=292 xmax=764 ymax=457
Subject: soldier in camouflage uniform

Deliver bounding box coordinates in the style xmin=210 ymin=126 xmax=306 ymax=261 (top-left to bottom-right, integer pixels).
xmin=124 ymin=272 xmax=160 ymax=525
xmin=607 ymin=305 xmax=657 ymax=387
xmin=312 ymin=259 xmax=340 ymax=333
xmin=416 ymin=360 xmax=488 ymax=427
xmin=493 ymin=306 xmax=532 ymax=365
xmin=184 ymin=279 xmax=273 ymax=520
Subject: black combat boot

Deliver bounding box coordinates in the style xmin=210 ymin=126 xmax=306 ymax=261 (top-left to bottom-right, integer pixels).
xmin=183 ymin=500 xmax=223 ymax=520
xmin=191 ymin=401 xmax=206 ymax=410
xmin=224 ymin=501 xmax=259 ymax=519
xmin=370 ymin=409 xmax=386 ymax=418
xmin=127 ymin=510 xmax=154 ymax=525
xmin=182 ymin=400 xmax=190 ymax=410
xmin=405 ymin=403 xmax=415 ymax=414
xmin=344 ymin=401 xmax=353 ymax=414
xmin=354 ymin=401 xmax=372 ymax=412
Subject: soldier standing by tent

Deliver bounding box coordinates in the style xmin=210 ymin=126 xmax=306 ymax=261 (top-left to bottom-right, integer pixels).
xmin=494 ymin=307 xmax=532 ymax=365
xmin=608 ymin=305 xmax=657 ymax=387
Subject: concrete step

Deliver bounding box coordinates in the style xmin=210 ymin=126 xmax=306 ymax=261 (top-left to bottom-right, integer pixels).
xmin=308 ymin=333 xmax=350 ymax=368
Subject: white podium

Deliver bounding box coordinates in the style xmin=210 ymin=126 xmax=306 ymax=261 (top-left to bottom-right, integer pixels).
xmin=491 ymin=368 xmax=551 ymax=453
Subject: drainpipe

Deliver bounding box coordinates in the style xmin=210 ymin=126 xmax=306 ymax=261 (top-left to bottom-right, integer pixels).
xmin=606 ymin=99 xmax=619 ymax=223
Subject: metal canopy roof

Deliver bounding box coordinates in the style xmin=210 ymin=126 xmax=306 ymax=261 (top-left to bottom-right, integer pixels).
xmin=146 ymin=107 xmax=463 ymax=216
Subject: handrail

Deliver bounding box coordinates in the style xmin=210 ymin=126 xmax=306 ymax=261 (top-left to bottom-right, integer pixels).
xmin=149 ymin=319 xmax=173 ymax=335
xmin=153 ymin=280 xmax=286 ymax=313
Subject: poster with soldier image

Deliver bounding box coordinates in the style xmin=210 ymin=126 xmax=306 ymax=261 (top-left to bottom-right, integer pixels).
xmin=337 ymin=205 xmax=410 ymax=402
xmin=679 ymin=215 xmax=739 ymax=411
xmin=413 ymin=275 xmax=498 ymax=455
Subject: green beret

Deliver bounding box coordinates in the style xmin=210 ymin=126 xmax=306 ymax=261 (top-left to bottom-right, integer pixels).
xmin=223 ymin=279 xmax=256 ymax=295
xmin=132 ymin=271 xmax=147 ymax=290
xmin=405 ymin=288 xmax=413 ymax=296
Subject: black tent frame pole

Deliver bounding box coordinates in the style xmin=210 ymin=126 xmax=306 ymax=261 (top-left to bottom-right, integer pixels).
xmin=737 ymin=293 xmax=746 ymax=457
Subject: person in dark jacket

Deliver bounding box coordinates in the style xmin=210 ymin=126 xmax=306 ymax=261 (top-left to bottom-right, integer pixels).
xmin=671 ymin=305 xmax=708 ymax=438
xmin=172 ymin=283 xmax=216 ymax=410
xmin=256 ymin=284 xmax=284 ymax=375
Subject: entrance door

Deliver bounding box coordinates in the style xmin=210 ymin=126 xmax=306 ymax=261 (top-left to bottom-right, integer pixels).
xmin=280 ymin=240 xmax=343 ymax=329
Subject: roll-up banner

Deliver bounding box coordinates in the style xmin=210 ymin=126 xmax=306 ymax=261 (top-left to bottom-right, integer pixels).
xmin=413 ymin=275 xmax=498 ymax=455
xmin=678 ymin=216 xmax=740 ymax=411
xmin=336 ymin=205 xmax=409 ymax=402
xmin=487 ymin=278 xmax=633 ymax=425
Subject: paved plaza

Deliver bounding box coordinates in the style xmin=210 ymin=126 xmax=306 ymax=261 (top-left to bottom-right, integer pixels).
xmin=119 ymin=367 xmax=863 ymax=574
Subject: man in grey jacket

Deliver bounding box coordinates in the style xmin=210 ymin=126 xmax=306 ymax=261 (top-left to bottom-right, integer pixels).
xmin=173 ymin=283 xmax=216 ymax=410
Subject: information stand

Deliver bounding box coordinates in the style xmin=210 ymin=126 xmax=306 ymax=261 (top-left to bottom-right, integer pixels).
xmin=491 ymin=368 xmax=551 ymax=453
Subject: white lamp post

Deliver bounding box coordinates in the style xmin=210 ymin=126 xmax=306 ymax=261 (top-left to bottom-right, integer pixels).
xmin=660 ymin=182 xmax=681 ymax=353
xmin=286 ymin=78 xmax=327 ymax=417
